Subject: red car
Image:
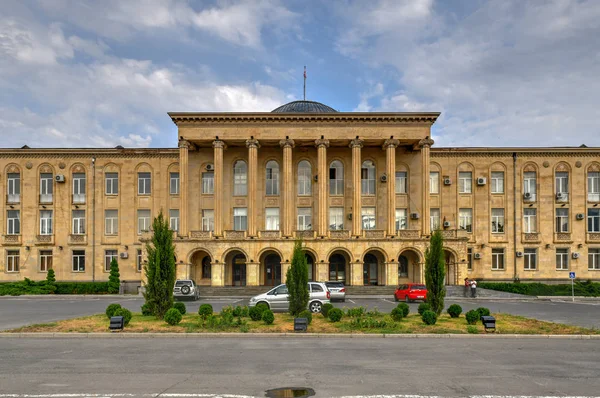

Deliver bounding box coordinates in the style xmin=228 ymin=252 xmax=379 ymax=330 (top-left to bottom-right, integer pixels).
xmin=394 ymin=283 xmax=427 ymax=302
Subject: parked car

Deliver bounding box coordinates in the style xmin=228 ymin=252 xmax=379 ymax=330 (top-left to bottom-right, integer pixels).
xmin=325 ymin=281 xmax=346 ymax=302
xmin=173 ymin=279 xmax=200 ymax=301
xmin=394 ymin=283 xmax=427 ymax=302
xmin=248 ymin=282 xmax=331 ymax=313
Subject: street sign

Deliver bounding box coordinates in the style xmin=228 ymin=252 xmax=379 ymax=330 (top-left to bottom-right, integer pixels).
xmin=569 ymin=272 xmax=576 ymax=279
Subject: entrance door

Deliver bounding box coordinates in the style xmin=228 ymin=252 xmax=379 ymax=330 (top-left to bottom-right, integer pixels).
xmin=264 ymin=254 xmax=281 ymax=286
xmin=232 ymin=254 xmax=246 ymax=286
xmin=329 ymin=254 xmax=346 ymax=283
xmin=363 ymin=254 xmax=378 ymax=285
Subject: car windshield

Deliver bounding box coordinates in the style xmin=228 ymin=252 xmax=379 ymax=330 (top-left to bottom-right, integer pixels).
xmin=326 ymin=282 xmax=344 ymax=288
xmin=410 ymin=285 xmax=426 ymax=290
xmin=175 ymin=281 xmax=191 ymax=287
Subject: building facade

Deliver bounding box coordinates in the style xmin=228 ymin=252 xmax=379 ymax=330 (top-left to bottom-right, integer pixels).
xmin=1 ymin=100 xmax=600 ymax=290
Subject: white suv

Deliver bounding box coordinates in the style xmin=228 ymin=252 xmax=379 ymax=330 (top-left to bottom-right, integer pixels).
xmin=173 ymin=279 xmax=200 ymax=301
xmin=248 ymin=282 xmax=331 ymax=313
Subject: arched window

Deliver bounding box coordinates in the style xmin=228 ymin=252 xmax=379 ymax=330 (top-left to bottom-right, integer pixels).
xmin=265 ymin=160 xmax=279 ymax=195
xmin=233 ymin=160 xmax=247 ymax=196
xmin=329 ymin=160 xmax=344 ymax=195
xmin=361 ymin=160 xmax=375 ymax=195
xmin=298 ymin=160 xmax=312 ymax=195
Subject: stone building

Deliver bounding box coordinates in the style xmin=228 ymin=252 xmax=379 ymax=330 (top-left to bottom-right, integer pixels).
xmin=1 ymin=100 xmax=599 ymax=291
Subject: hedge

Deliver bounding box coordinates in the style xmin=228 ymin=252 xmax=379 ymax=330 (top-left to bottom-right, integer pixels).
xmin=0 ymin=280 xmax=110 ymax=296
xmin=479 ymin=281 xmax=600 ymax=297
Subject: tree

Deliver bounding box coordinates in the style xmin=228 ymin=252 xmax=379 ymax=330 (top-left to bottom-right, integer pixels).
xmin=143 ymin=211 xmax=176 ymax=319
xmin=45 ymin=268 xmax=56 ymax=285
xmin=107 ymin=258 xmax=120 ymax=294
xmin=286 ymin=240 xmax=309 ymax=316
xmin=425 ymin=230 xmax=446 ymax=315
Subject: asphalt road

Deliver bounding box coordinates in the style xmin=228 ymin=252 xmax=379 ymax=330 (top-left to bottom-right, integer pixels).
xmin=0 ymin=337 xmax=599 ymax=397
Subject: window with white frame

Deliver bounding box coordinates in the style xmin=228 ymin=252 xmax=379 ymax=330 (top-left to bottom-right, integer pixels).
xmin=492 ymin=248 xmax=505 ymax=270
xmin=266 ymin=161 xmax=280 ymax=196
xmin=459 ymin=208 xmax=473 ymax=232
xmin=40 ymin=210 xmax=53 ymax=235
xmin=265 ymin=208 xmax=279 ymax=231
xmin=459 ymin=172 xmax=472 ymax=193
xmin=72 ymin=250 xmax=85 ymax=272
xmin=395 ymin=171 xmax=407 ymax=194
xmin=524 ymin=248 xmax=537 ymax=270
xmin=589 ymin=248 xmax=600 ymax=270
xmin=7 ymin=210 xmax=20 ymax=235
xmin=297 ymin=160 xmax=312 ymax=196
xmin=491 ymin=171 xmax=504 ymax=194
xmin=202 ymin=209 xmax=214 ymax=232
xmin=491 ymin=208 xmax=505 ymax=233
xmin=555 ymin=171 xmax=569 ymax=200
xmin=361 ymin=160 xmax=376 ymax=195
xmin=170 ymin=172 xmax=180 ymax=195
xmin=556 ymin=248 xmax=569 ymax=270
xmin=588 ymin=172 xmax=600 ymax=202
xmin=329 ymin=207 xmax=344 ymax=230
xmin=589 ymin=209 xmax=600 ymax=233
xmin=137 ymin=209 xmax=150 ymax=234
xmin=40 ymin=173 xmax=53 ymax=203
xmin=40 ymin=250 xmax=52 ymax=272
xmin=233 ymin=161 xmax=247 ymax=196
xmin=430 ymin=208 xmax=440 ymax=231
xmin=467 ymin=248 xmax=473 ymax=271
xmin=329 ymin=160 xmax=344 ymax=195
xmin=523 ymin=171 xmax=537 ymax=201
xmin=429 ymin=172 xmax=439 ymax=194
xmin=104 ymin=249 xmax=118 ymax=272
xmin=555 ymin=208 xmax=569 ymax=233
xmin=137 ymin=249 xmax=143 ymax=272
xmin=233 ymin=208 xmax=247 ymax=231
xmin=169 ymin=209 xmax=179 ymax=232
xmin=7 ymin=172 xmax=20 ymax=203
xmin=105 ymin=172 xmax=118 ymax=195
xmin=361 ymin=207 xmax=376 ymax=230
xmin=138 ymin=172 xmax=151 ymax=195
xmin=105 ymin=210 xmax=118 ymax=235
xmin=523 ymin=208 xmax=537 ymax=233
xmin=6 ymin=250 xmax=19 ymax=272
xmin=202 ymin=171 xmax=214 ymax=194
xmin=395 ymin=209 xmax=407 ymax=231
xmin=72 ymin=173 xmax=86 ymax=203
xmin=72 ymin=210 xmax=85 ymax=235
xmin=297 ymin=207 xmax=312 ymax=231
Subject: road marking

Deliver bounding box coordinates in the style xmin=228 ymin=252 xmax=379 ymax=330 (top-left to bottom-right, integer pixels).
xmin=380 ymin=298 xmax=396 ymax=304
xmin=347 ymin=299 xmax=356 ymax=304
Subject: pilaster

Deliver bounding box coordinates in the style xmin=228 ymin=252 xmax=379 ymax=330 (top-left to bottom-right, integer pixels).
xmin=383 ymin=139 xmax=400 ymax=237
xmin=246 ymin=138 xmax=260 ymax=237
xmin=280 ymin=139 xmax=295 ymax=237
xmin=211 ymin=261 xmax=225 ymax=287
xmin=178 ymin=139 xmax=190 ymax=237
xmin=317 ymin=262 xmax=329 ymax=282
xmin=385 ymin=261 xmax=398 ymax=286
xmin=246 ymin=261 xmax=260 ymax=286
xmin=418 ymin=136 xmax=434 ymax=236
xmin=350 ymin=261 xmax=363 ymax=286
xmin=350 ymin=138 xmax=364 ymax=237
xmin=315 ymin=139 xmax=329 ymax=238
xmin=212 ymin=140 xmax=226 ymax=237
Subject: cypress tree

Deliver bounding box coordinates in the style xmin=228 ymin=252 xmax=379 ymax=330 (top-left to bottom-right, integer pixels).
xmin=425 ymin=230 xmax=446 ymax=315
xmin=46 ymin=268 xmax=56 ymax=285
xmin=107 ymin=258 xmax=120 ymax=294
xmin=286 ymin=240 xmax=309 ymax=316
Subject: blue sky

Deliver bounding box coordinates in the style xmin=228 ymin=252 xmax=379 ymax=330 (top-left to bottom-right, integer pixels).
xmin=1 ymin=0 xmax=599 ymax=148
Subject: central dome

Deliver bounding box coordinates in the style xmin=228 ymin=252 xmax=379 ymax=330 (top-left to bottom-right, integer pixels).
xmin=272 ymin=100 xmax=337 ymax=113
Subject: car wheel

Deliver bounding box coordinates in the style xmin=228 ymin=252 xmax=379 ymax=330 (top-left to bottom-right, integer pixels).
xmin=405 ymin=295 xmax=410 ymax=303
xmin=181 ymin=285 xmax=190 ymax=295
xmin=257 ymin=301 xmax=270 ymax=309
xmin=394 ymin=295 xmax=399 ymax=302
xmin=341 ymin=299 xmax=346 ymax=303
xmin=309 ymin=301 xmax=322 ymax=313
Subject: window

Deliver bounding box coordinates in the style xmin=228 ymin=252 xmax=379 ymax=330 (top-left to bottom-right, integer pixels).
xmin=6 ymin=250 xmax=19 ymax=272
xmin=329 ymin=160 xmax=344 ymax=195
xmin=398 ymin=256 xmax=408 ymax=277
xmin=233 ymin=161 xmax=247 ymax=196
xmin=467 ymin=248 xmax=473 ymax=271
xmin=170 ymin=172 xmax=180 ymax=195
xmin=73 ymin=173 xmax=86 ymax=203
xmin=137 ymin=210 xmax=150 ymax=234
xmin=169 ymin=209 xmax=179 ymax=232
xmin=361 ymin=160 xmax=376 ymax=195
xmin=40 ymin=210 xmax=53 ymax=235
xmin=429 ymin=172 xmax=439 ymax=194
xmin=137 ymin=249 xmax=143 ymax=272
xmin=555 ymin=208 xmax=569 ymax=233
xmin=40 ymin=173 xmax=53 ymax=203
xmin=491 ymin=171 xmax=504 ymax=193
xmin=588 ymin=172 xmax=600 ymax=202
xmin=297 ymin=160 xmax=311 ymax=196
xmin=329 ymin=207 xmax=344 ymax=230
xmin=523 ymin=171 xmax=537 ymax=201
xmin=105 ymin=172 xmax=118 ymax=195
xmin=105 ymin=210 xmax=118 ymax=235
xmin=202 ymin=210 xmax=214 ymax=232
xmin=7 ymin=173 xmax=20 ymax=203
xmin=555 ymin=171 xmax=569 ymax=200
xmin=430 ymin=208 xmax=440 ymax=231
xmin=395 ymin=209 xmax=407 ymax=231
xmin=523 ymin=208 xmax=537 ymax=233
xmin=524 ymin=248 xmax=537 ymax=270
xmin=459 ymin=208 xmax=472 ymax=232
xmin=492 ymin=248 xmax=505 ymax=270
xmin=297 ymin=208 xmax=312 ymax=231
xmin=202 ymin=256 xmax=211 ymax=279
xmin=138 ymin=172 xmax=151 ymax=195
xmin=459 ymin=172 xmax=472 ymax=193
xmin=202 ymin=171 xmax=214 ymax=194
xmin=40 ymin=250 xmax=52 ymax=272
xmin=361 ymin=207 xmax=376 ymax=230
xmin=104 ymin=250 xmax=118 ymax=272
xmin=72 ymin=210 xmax=85 ymax=235
xmin=556 ymin=248 xmax=569 ymax=270
xmin=589 ymin=248 xmax=600 ymax=270
xmin=266 ymin=161 xmax=280 ymax=196
xmin=491 ymin=208 xmax=505 ymax=233
xmin=233 ymin=208 xmax=247 ymax=231
xmin=589 ymin=209 xmax=600 ymax=233
xmin=7 ymin=210 xmax=20 ymax=235
xmin=395 ymin=172 xmax=407 ymax=194
xmin=265 ymin=208 xmax=280 ymax=231
xmin=72 ymin=250 xmax=85 ymax=272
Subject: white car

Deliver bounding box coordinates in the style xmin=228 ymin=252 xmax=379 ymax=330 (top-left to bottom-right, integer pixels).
xmin=248 ymin=282 xmax=331 ymax=313
xmin=173 ymin=279 xmax=200 ymax=301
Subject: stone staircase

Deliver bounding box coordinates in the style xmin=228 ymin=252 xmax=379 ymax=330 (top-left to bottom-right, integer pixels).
xmin=444 ymin=285 xmax=530 ymax=298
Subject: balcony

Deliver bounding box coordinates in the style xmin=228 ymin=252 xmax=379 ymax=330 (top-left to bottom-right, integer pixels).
xmin=329 ymin=230 xmax=350 ymax=239
xmin=554 ymin=232 xmax=572 ymax=243
xmin=397 ymin=229 xmax=420 ymax=240
xmin=6 ymin=194 xmax=20 ymax=204
xmin=36 ymin=234 xmax=54 ymax=245
xmin=69 ymin=234 xmax=87 ymax=245
xmin=72 ymin=194 xmax=86 ymax=204
xmin=2 ymin=234 xmax=21 ymax=245
xmin=295 ymin=230 xmax=315 ymax=239
xmin=587 ymin=233 xmax=600 ymax=243
xmin=224 ymin=230 xmax=246 ymax=240
xmin=190 ymin=230 xmax=212 ymax=240
xmin=363 ymin=229 xmax=385 ymax=239
xmin=522 ymin=232 xmax=541 ymax=243
xmin=139 ymin=231 xmax=153 ymax=242
xmin=440 ymin=229 xmax=470 ymax=240
xmin=258 ymin=230 xmax=281 ymax=239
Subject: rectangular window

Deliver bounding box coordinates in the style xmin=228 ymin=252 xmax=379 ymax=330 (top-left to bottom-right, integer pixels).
xmin=40 ymin=250 xmax=52 ymax=272
xmin=555 ymin=208 xmax=569 ymax=233
xmin=361 ymin=207 xmax=376 ymax=230
xmin=297 ymin=166 xmax=310 ymax=196
xmin=105 ymin=172 xmax=119 ymax=195
xmin=589 ymin=248 xmax=600 ymax=270
xmin=467 ymin=248 xmax=473 ymax=271
xmin=361 ymin=167 xmax=375 ymax=195
xmin=523 ymin=171 xmax=537 ymax=201
xmin=202 ymin=172 xmax=214 ymax=194
xmin=555 ymin=172 xmax=569 ymax=200
xmin=589 ymin=209 xmax=600 ymax=233
xmin=6 ymin=250 xmax=20 ymax=272
xmin=7 ymin=173 xmax=20 ymax=203
xmin=491 ymin=208 xmax=505 ymax=233
xmin=329 ymin=207 xmax=344 ymax=230
xmin=40 ymin=210 xmax=53 ymax=235
xmin=72 ymin=173 xmax=86 ymax=204
xmin=7 ymin=210 xmax=20 ymax=235
xmin=492 ymin=248 xmax=505 ymax=270
xmin=523 ymin=208 xmax=537 ymax=233
xmin=524 ymin=248 xmax=537 ymax=270
xmin=233 ymin=208 xmax=248 ymax=231
xmin=589 ymin=172 xmax=600 ymax=202
xmin=491 ymin=171 xmax=504 ymax=194
xmin=459 ymin=208 xmax=473 ymax=232
xmin=137 ymin=249 xmax=143 ymax=272
xmin=137 ymin=209 xmax=151 ymax=235
xmin=138 ymin=172 xmax=151 ymax=195
xmin=234 ymin=167 xmax=247 ymax=196
xmin=104 ymin=249 xmax=118 ymax=272
xmin=202 ymin=210 xmax=214 ymax=232
xmin=169 ymin=209 xmax=179 ymax=232
xmin=430 ymin=208 xmax=440 ymax=231
xmin=72 ymin=210 xmax=86 ymax=235
xmin=395 ymin=209 xmax=407 ymax=231
xmin=556 ymin=248 xmax=569 ymax=270
xmin=297 ymin=207 xmax=312 ymax=231
xmin=72 ymin=250 xmax=85 ymax=272
xmin=265 ymin=208 xmax=280 ymax=231
xmin=429 ymin=172 xmax=439 ymax=194
xmin=40 ymin=173 xmax=53 ymax=203
xmin=105 ymin=210 xmax=118 ymax=235
xmin=329 ymin=164 xmax=344 ymax=195
xmin=395 ymin=172 xmax=407 ymax=194
xmin=459 ymin=172 xmax=472 ymax=193
xmin=170 ymin=172 xmax=180 ymax=195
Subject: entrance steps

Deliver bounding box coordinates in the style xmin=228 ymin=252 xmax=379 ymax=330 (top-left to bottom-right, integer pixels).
xmin=444 ymin=285 xmax=530 ymax=298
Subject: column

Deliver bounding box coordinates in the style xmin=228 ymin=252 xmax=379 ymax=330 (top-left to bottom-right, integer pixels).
xmin=246 ymin=261 xmax=260 ymax=286
xmin=279 ymin=138 xmax=295 ymax=237
xmin=385 ymin=261 xmax=398 ymax=286
xmin=246 ymin=138 xmax=260 ymax=237
xmin=350 ymin=138 xmax=364 ymax=237
xmin=211 ymin=260 xmax=225 ymax=287
xmin=383 ymin=139 xmax=400 ymax=237
xmin=212 ymin=139 xmax=226 ymax=237
xmin=178 ymin=139 xmax=190 ymax=237
xmin=315 ymin=138 xmax=329 ymax=237
xmin=419 ymin=137 xmax=434 ymax=236
xmin=350 ymin=260 xmax=363 ymax=286
xmin=317 ymin=262 xmax=329 ymax=282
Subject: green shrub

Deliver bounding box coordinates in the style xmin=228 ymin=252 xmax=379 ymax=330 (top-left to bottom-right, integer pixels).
xmin=467 ymin=325 xmax=479 ymax=334
xmin=164 ymin=308 xmax=182 ymax=325
xmin=55 ymin=282 xmax=110 ymax=294
xmin=346 ymin=307 xmax=365 ymax=317
xmin=396 ymin=303 xmax=410 ymax=317
xmin=418 ymin=302 xmax=431 ymax=315
xmin=328 ymin=308 xmax=343 ymax=322
xmin=321 ymin=303 xmax=334 ymax=318
xmin=141 ymin=303 xmax=152 ymax=316
xmin=240 ymin=324 xmax=250 ymax=333
xmin=262 ymin=309 xmax=275 ymax=325
xmin=249 ymin=306 xmax=263 ymax=321
xmin=105 ymin=303 xmax=122 ymax=319
xmin=240 ymin=306 xmax=249 ymax=317
xmin=476 ymin=307 xmax=491 ymax=317
xmin=198 ymin=304 xmax=213 ymax=319
xmin=0 ymin=280 xmax=109 ymax=296
xmin=221 ymin=305 xmax=234 ymax=316
xmin=46 ymin=269 xmax=56 ymax=285
xmin=173 ymin=302 xmax=187 ymax=315
xmin=298 ymin=309 xmax=313 ymax=325
xmin=107 ymin=258 xmax=120 ymax=294
xmin=351 ymin=316 xmax=392 ymax=329
xmin=113 ymin=308 xmax=132 ymax=326
xmin=220 ymin=312 xmax=234 ymax=327
xmin=390 ymin=307 xmax=404 ymax=321
xmin=366 ymin=307 xmax=380 ymax=316
xmin=478 ymin=281 xmax=600 ymax=297
xmin=447 ymin=304 xmax=463 ymax=318
xmin=465 ymin=309 xmax=479 ymax=325
xmin=421 ymin=310 xmax=437 ymax=325
xmin=256 ymin=302 xmax=269 ymax=314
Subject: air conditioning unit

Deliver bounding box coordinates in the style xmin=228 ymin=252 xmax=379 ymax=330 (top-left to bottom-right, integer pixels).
xmin=120 ymin=252 xmax=129 ymax=259
xmin=443 ymin=177 xmax=452 ymax=185
xmin=576 ymin=213 xmax=585 ymax=220
xmin=443 ymin=221 xmax=451 ymax=228
xmin=474 ymin=253 xmax=482 ymax=259
xmin=205 ymin=163 xmax=214 ymax=171
xmin=410 ymin=212 xmax=420 ymax=220
xmin=477 ymin=177 xmax=487 ymax=186
xmin=380 ymin=173 xmax=388 ymax=183
xmin=516 ymin=251 xmax=524 ymax=257
xmin=556 ymin=192 xmax=566 ymax=201
xmin=572 ymin=252 xmax=580 ymax=259
xmin=55 ymin=175 xmax=65 ymax=183
xmin=523 ymin=192 xmax=533 ymax=201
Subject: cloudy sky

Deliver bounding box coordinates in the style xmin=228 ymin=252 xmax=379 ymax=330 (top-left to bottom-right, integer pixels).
xmin=1 ymin=0 xmax=599 ymax=149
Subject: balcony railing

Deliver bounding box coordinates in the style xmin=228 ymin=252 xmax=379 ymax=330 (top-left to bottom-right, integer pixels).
xmin=523 ymin=232 xmax=540 ymax=242
xmin=39 ymin=194 xmax=53 ymax=204
xmin=295 ymin=230 xmax=315 ymax=239
xmin=363 ymin=229 xmax=385 ymax=239
xmin=329 ymin=230 xmax=350 ymax=239
xmin=190 ymin=230 xmax=212 ymax=240
xmin=69 ymin=234 xmax=87 ymax=245
xmin=554 ymin=232 xmax=572 ymax=242
xmin=397 ymin=229 xmax=420 ymax=239
xmin=224 ymin=230 xmax=246 ymax=240
xmin=2 ymin=234 xmax=21 ymax=245
xmin=587 ymin=233 xmax=600 ymax=242
xmin=72 ymin=194 xmax=86 ymax=204
xmin=258 ymin=230 xmax=281 ymax=239
xmin=36 ymin=234 xmax=54 ymax=245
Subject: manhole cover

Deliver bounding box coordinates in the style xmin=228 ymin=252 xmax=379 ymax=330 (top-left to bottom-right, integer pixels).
xmin=265 ymin=387 xmax=316 ymax=398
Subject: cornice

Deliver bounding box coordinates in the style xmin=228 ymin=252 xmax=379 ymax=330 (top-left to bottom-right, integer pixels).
xmin=432 ymin=147 xmax=600 ymax=158
xmin=0 ymin=148 xmax=178 ymax=159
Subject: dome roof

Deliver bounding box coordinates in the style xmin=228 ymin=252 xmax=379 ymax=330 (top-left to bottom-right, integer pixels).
xmin=272 ymin=100 xmax=337 ymax=113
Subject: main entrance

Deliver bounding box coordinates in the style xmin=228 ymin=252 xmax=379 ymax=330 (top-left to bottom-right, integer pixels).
xmin=328 ymin=253 xmax=347 ymax=283
xmin=264 ymin=253 xmax=282 ymax=286
xmin=232 ymin=254 xmax=246 ymax=286
xmin=363 ymin=253 xmax=378 ymax=285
